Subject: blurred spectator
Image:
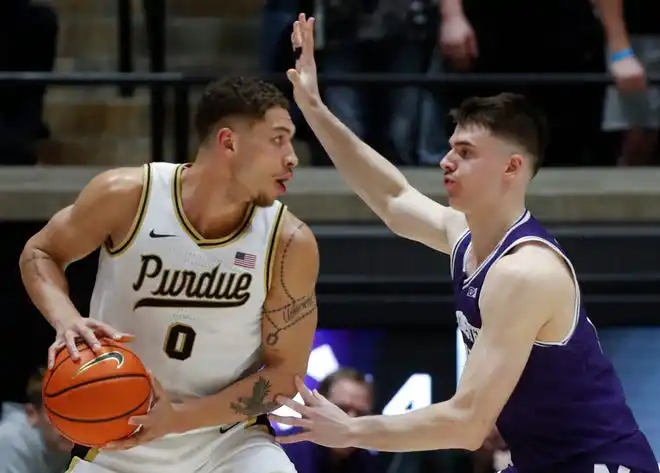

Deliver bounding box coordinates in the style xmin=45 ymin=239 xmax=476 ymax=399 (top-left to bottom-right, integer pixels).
xmin=0 ymin=0 xmax=58 ymax=165
xmin=597 ymin=0 xmax=660 ymax=165
xmin=284 ymin=367 xmax=378 ymax=473
xmin=317 ymin=0 xmax=448 ymax=166
xmin=439 ymin=0 xmax=605 ymax=166
xmin=0 ymin=367 xmax=71 ymax=473
xmin=260 ymin=0 xmax=321 ymax=160
xmin=416 ymin=48 xmax=451 ymax=166
xmin=260 ymin=0 xmax=302 ymax=76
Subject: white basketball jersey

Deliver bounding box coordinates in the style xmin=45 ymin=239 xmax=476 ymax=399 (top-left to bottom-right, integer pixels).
xmin=89 ymin=162 xmax=286 ymax=401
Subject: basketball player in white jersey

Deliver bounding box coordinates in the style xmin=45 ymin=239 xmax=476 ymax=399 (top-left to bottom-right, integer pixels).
xmin=268 ymin=14 xmax=658 ymax=473
xmin=19 ymin=76 xmax=319 ymax=473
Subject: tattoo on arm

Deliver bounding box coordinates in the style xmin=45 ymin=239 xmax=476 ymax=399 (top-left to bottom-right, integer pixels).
xmin=263 ymin=294 xmax=317 ymax=346
xmin=230 ymin=376 xmax=281 ymax=417
xmin=280 ymin=222 xmax=306 ymax=301
xmin=20 ymin=252 xmax=53 ymax=266
xmin=20 ymin=251 xmax=54 ymax=281
xmin=262 ymin=222 xmax=317 ymax=346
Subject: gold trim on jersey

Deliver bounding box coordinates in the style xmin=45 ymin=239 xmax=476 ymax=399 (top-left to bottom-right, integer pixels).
xmin=172 ymin=164 xmax=256 ymax=248
xmin=105 ymin=163 xmax=152 ymax=256
xmin=264 ymin=204 xmax=286 ymax=293
xmin=65 ymin=447 xmax=99 ymax=472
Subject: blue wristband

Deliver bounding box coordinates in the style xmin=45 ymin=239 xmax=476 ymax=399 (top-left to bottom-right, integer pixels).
xmin=610 ymin=48 xmax=634 ymax=62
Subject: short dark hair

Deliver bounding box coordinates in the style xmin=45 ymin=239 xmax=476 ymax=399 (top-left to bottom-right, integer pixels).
xmin=317 ymin=367 xmax=373 ymax=398
xmin=26 ymin=367 xmax=46 ymax=407
xmin=194 ymin=76 xmax=289 ymax=144
xmin=450 ymin=93 xmax=548 ymax=176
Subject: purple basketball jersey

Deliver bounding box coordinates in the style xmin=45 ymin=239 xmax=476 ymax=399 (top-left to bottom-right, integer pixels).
xmin=451 ymin=211 xmax=657 ymax=473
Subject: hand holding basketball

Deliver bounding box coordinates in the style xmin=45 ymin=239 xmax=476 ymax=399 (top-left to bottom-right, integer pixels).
xmin=104 ymin=374 xmax=181 ymax=450
xmin=49 ymin=316 xmax=134 ymax=368
xmin=43 ymin=338 xmax=152 ymax=447
xmin=288 ymin=13 xmax=321 ymax=108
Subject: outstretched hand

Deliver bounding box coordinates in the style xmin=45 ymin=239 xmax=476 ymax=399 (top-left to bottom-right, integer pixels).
xmin=288 ymin=13 xmax=321 ymax=107
xmin=270 ymin=376 xmax=356 ymax=448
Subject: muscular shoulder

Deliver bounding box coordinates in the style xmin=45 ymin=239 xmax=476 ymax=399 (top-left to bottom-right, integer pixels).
xmin=71 ymin=166 xmax=147 ymax=231
xmin=86 ymin=166 xmax=145 ymax=204
xmin=24 ymin=166 xmax=148 ymax=264
xmin=269 ymin=210 xmax=320 ymax=293
xmin=481 ymin=242 xmax=573 ymax=322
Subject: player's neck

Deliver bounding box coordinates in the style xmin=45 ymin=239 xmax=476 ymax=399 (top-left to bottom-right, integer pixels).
xmin=466 ymin=202 xmax=526 ymax=265
xmin=180 ymin=163 xmax=252 ymax=237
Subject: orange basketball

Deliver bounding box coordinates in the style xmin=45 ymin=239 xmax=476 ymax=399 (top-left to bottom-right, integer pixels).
xmin=42 ymin=338 xmax=152 ymax=447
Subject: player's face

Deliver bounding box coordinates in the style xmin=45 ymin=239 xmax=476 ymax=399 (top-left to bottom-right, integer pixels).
xmin=440 ymin=125 xmax=523 ymax=214
xmin=326 ymin=378 xmax=372 ymax=457
xmin=26 ymin=404 xmax=73 ymax=453
xmin=232 ymin=107 xmax=298 ymax=207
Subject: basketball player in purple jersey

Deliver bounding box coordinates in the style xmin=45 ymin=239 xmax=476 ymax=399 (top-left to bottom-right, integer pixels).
xmin=270 ymin=13 xmax=659 ymax=473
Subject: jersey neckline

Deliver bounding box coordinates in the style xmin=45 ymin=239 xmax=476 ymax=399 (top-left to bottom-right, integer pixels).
xmin=461 ymin=210 xmax=530 ymax=288
xmin=171 ymin=164 xmax=256 ymax=248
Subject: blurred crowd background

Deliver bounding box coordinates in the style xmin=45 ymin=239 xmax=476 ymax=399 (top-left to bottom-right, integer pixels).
xmin=0 ymin=0 xmax=658 ymax=167
xmin=1 ymin=0 xmax=660 ymax=473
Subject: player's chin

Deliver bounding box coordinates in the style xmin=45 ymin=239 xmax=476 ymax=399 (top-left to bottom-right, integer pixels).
xmin=446 ymin=193 xmax=466 ymax=212
xmin=253 ymin=193 xmax=276 ymax=208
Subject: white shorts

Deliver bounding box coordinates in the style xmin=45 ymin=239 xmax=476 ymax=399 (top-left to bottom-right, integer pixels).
xmin=602 ymin=35 xmax=660 ymax=131
xmin=65 ymin=418 xmax=297 ymax=473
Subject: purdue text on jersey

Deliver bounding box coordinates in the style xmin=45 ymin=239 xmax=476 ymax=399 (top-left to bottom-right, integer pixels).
xmin=132 ymin=254 xmax=253 ymax=309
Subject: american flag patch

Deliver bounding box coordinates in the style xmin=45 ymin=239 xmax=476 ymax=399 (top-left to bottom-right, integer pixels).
xmin=233 ymin=251 xmax=257 ymax=269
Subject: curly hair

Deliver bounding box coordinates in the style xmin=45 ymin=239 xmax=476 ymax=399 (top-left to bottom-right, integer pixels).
xmin=194 ymin=76 xmax=289 ymax=144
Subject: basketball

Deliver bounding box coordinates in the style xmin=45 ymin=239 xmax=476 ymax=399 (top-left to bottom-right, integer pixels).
xmin=42 ymin=338 xmax=152 ymax=447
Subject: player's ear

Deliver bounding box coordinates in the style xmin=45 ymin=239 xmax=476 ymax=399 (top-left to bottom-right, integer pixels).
xmin=505 ymin=153 xmax=524 ymax=177
xmin=216 ymin=127 xmax=235 ymax=154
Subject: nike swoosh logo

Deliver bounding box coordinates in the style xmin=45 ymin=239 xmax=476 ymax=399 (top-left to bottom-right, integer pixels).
xmin=75 ymin=352 xmax=124 ymax=377
xmin=219 ymin=421 xmax=240 ymax=434
xmin=149 ymin=229 xmax=177 ymax=238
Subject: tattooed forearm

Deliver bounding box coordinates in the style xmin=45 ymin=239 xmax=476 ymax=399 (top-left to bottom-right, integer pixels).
xmin=262 ymin=293 xmax=317 ymax=345
xmin=229 ymin=376 xmax=281 ymax=417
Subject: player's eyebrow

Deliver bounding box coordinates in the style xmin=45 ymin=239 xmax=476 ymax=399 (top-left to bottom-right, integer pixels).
xmin=449 ymin=139 xmax=476 ymax=148
xmin=273 ymin=125 xmax=296 ymax=136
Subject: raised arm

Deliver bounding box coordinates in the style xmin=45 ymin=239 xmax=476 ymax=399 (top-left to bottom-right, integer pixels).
xmin=163 ymin=210 xmax=319 ymax=432
xmin=288 ymin=14 xmax=466 ymax=254
xmin=20 ymin=166 xmax=144 ymax=364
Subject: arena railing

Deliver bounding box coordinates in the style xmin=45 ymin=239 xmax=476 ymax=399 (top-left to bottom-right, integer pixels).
xmin=2 ymin=71 xmax=660 ymax=163
xmin=117 ymin=0 xmax=165 ymax=98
